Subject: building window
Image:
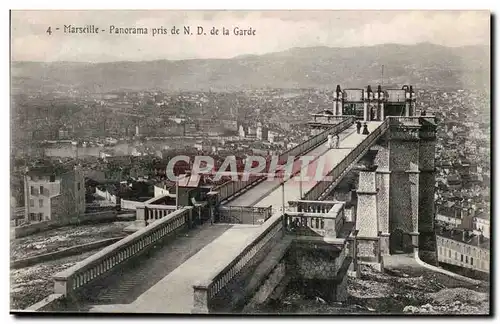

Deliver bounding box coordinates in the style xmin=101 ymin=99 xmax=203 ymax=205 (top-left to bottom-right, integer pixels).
xmin=78 ymin=182 xmax=81 ymax=191
xmin=38 ymin=213 xmax=43 ymax=221
xmin=461 ymin=254 xmax=464 ymax=262
xmin=29 ymin=199 xmax=34 ymax=207
xmin=30 ymin=186 xmax=35 ymax=195
xmin=40 ymin=185 xmax=44 ymax=194
xmin=50 ymin=175 xmax=55 ymax=182
xmin=465 ymin=256 xmax=468 ymax=263
xmin=455 ymin=252 xmax=458 ymax=260
xmin=39 ymin=199 xmax=43 ymax=207
xmin=471 ymin=257 xmax=474 ymax=266
xmin=29 ymin=213 xmax=36 ymax=221
xmin=448 ymin=250 xmax=451 ymax=258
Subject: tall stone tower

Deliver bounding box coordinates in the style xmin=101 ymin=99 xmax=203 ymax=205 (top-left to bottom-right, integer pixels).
xmin=387 ymin=116 xmax=437 ymax=257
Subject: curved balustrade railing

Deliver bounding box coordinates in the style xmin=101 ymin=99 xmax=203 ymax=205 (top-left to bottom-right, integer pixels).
xmin=53 ymin=207 xmax=193 ymax=296
xmin=213 ymin=117 xmax=355 ymax=204
xmin=284 ymin=202 xmax=345 ymax=238
xmin=303 ymin=119 xmax=390 ymax=201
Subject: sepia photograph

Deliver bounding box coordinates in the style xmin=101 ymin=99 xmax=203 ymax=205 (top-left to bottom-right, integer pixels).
xmin=9 ymin=9 xmax=491 ymax=315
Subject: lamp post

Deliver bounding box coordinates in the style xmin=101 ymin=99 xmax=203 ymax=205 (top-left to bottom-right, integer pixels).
xmin=299 ymin=172 xmax=303 ymax=200
xmin=175 ymin=176 xmax=179 ymax=210
xmin=281 ymin=181 xmax=285 ymax=214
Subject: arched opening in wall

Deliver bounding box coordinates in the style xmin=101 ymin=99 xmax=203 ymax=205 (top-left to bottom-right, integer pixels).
xmin=390 ymin=228 xmax=413 ymax=254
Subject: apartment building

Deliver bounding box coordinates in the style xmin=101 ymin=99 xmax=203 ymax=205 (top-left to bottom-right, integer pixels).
xmin=24 ymin=164 xmax=85 ymax=224
xmin=436 ymin=228 xmax=490 ymax=274
xmin=473 ymin=211 xmax=490 ymax=239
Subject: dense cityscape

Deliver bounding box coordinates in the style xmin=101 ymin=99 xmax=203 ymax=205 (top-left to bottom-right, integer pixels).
xmin=10 ymin=85 xmax=490 ymax=312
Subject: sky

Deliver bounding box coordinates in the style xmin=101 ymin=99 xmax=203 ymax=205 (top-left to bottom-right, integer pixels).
xmin=11 ymin=10 xmax=490 ymax=62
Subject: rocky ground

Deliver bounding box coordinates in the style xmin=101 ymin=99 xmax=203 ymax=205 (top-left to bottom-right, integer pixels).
xmin=253 ymin=264 xmax=490 ymax=315
xmin=10 ymin=250 xmax=97 ymax=310
xmin=11 ymin=221 xmax=132 ymax=261
xmin=10 ymin=221 xmax=133 ymax=310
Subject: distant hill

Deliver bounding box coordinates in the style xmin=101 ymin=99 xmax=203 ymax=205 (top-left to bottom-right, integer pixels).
xmin=11 ymin=43 xmax=490 ymax=93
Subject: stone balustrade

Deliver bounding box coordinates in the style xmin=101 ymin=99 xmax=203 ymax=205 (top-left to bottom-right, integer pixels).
xmin=309 ymin=115 xmax=353 ymax=126
xmin=288 ymin=200 xmax=339 ymax=213
xmin=283 ymin=202 xmax=345 ymax=239
xmin=53 ymin=206 xmax=193 ymax=297
xmin=213 ymin=175 xmax=264 ymax=204
xmin=278 ymin=117 xmax=354 ymax=166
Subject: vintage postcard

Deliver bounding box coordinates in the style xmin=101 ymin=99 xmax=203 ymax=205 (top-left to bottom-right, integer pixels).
xmin=10 ymin=10 xmax=491 ymax=315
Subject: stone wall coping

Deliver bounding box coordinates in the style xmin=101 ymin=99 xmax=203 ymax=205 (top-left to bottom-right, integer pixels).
xmin=285 ymin=211 xmax=337 ymax=219
xmin=146 ymin=204 xmax=180 ymax=210
xmin=25 ymin=293 xmax=65 ymax=312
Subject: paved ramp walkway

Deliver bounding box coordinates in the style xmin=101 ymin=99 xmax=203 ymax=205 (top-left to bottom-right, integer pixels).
xmin=88 ymin=224 xmax=261 ymax=313
xmin=224 ymin=125 xmax=358 ymax=207
xmin=254 ymin=122 xmax=382 ymax=208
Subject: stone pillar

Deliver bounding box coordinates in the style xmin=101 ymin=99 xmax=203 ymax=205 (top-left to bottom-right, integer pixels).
xmin=405 ymin=101 xmax=410 ymax=117
xmin=333 ymin=99 xmax=338 ymax=116
xmin=324 ymin=217 xmax=337 ymax=241
xmin=380 ymin=102 xmax=385 ymax=120
xmin=406 ymin=162 xmax=420 ymax=253
xmin=135 ymin=205 xmax=147 ymax=228
xmin=363 ymin=101 xmax=369 ymax=121
xmin=376 ymin=169 xmax=391 ymax=255
xmin=356 ymin=171 xmax=378 ymax=238
xmin=336 ymin=99 xmax=343 ymax=116
xmin=192 ymin=284 xmax=210 ymax=313
xmin=418 ymin=120 xmax=437 ymax=256
xmin=388 ymin=123 xmax=420 ymax=253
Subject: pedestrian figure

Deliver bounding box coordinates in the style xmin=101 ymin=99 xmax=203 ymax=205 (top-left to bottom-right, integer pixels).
xmin=421 ymin=110 xmax=427 ymax=116
xmin=356 ymin=121 xmax=362 ymax=134
xmin=362 ymin=123 xmax=370 ymax=135
xmin=327 ymin=134 xmax=334 ymax=149
xmin=334 ymin=134 xmax=340 ymax=148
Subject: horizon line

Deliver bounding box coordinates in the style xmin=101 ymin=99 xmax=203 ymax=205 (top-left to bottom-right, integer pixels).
xmin=10 ymin=42 xmax=488 ymax=65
